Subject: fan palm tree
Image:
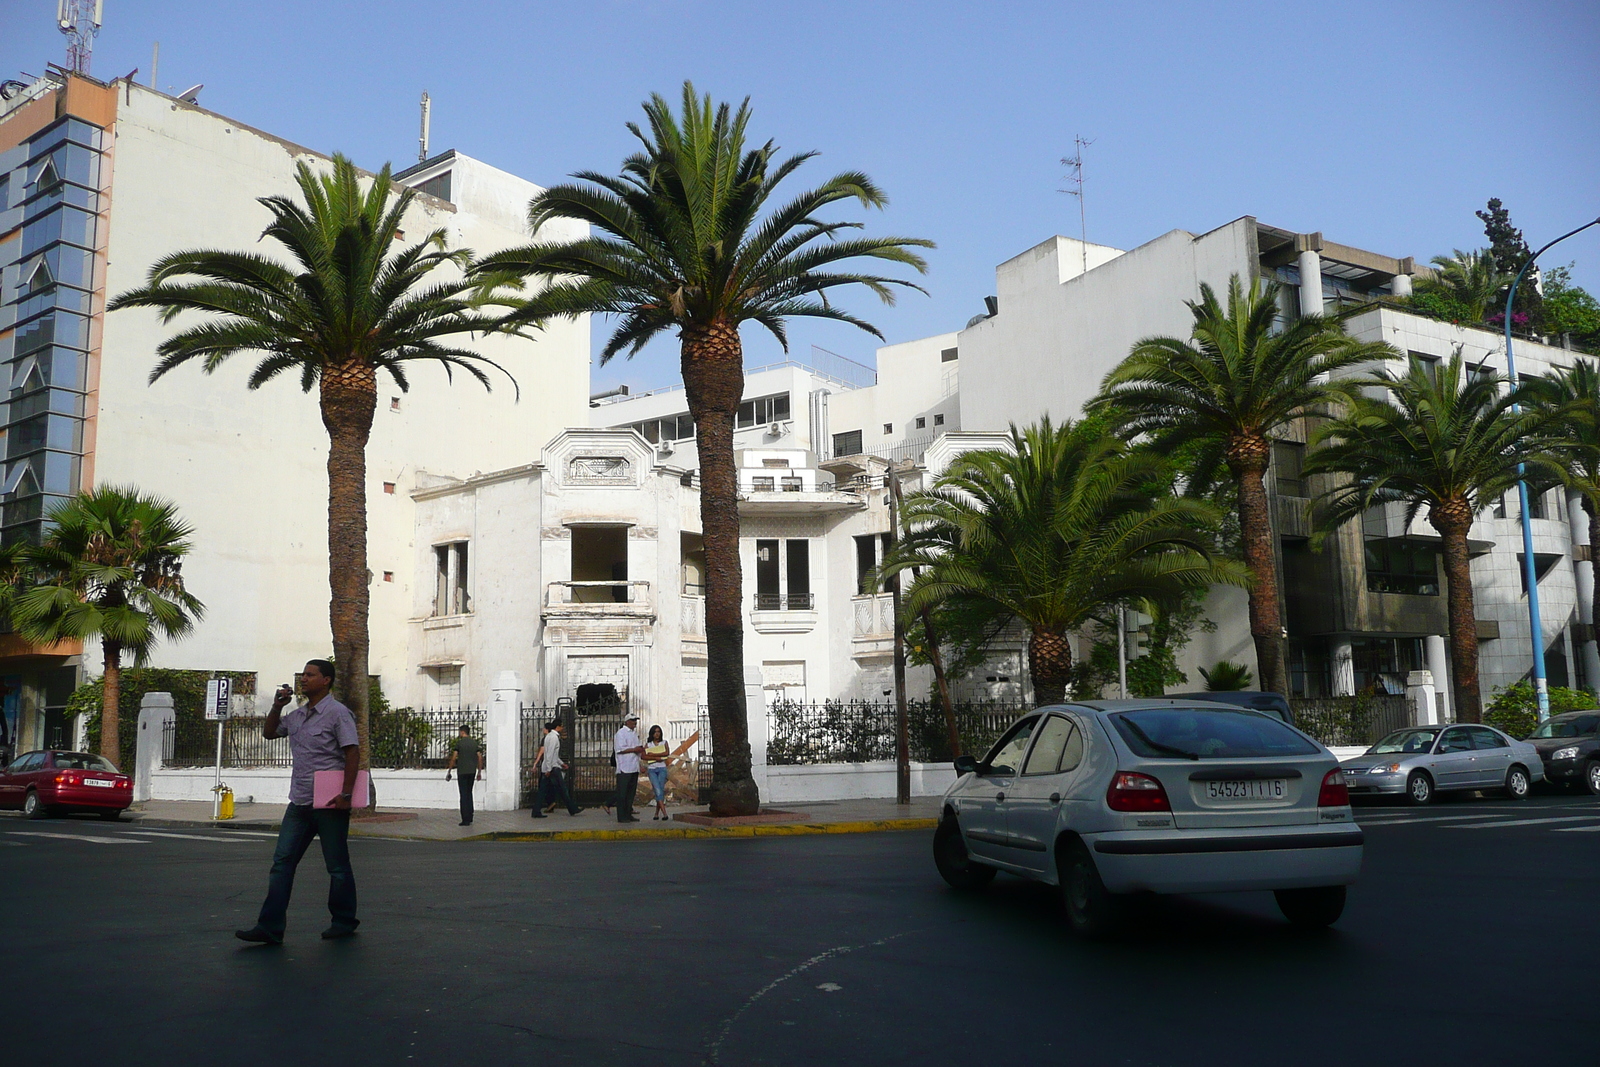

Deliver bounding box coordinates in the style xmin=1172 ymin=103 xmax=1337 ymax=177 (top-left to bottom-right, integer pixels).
xmin=11 ymin=487 xmax=204 ymax=764
xmin=877 ymin=418 xmax=1246 ymax=705
xmin=1417 ymin=249 xmax=1511 ymax=323
xmin=1523 ymin=358 xmax=1600 ymax=676
xmin=107 ymin=155 xmax=515 ymax=765
xmin=1304 ymin=352 xmax=1552 ymax=722
xmin=474 ymin=84 xmax=932 ymax=815
xmin=1093 ymin=275 xmax=1397 ymax=695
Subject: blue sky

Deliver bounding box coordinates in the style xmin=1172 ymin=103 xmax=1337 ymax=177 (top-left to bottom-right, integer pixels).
xmin=4 ymin=0 xmax=1597 ymax=394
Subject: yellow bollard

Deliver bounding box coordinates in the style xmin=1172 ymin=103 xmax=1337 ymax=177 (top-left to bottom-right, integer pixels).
xmin=218 ymin=787 xmax=235 ymax=820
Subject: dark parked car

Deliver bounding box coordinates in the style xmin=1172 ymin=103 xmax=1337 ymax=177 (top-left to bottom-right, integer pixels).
xmin=1524 ymin=712 xmax=1600 ymax=795
xmin=0 ymin=750 xmax=133 ymax=819
xmin=1168 ymin=691 xmax=1294 ymax=725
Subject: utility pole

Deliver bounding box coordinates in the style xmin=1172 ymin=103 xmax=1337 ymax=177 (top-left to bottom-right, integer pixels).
xmin=1116 ymin=606 xmax=1128 ymax=699
xmin=887 ymin=464 xmax=910 ymax=804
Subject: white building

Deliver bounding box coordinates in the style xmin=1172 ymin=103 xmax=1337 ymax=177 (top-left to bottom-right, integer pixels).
xmin=0 ymin=70 xmax=590 ymax=754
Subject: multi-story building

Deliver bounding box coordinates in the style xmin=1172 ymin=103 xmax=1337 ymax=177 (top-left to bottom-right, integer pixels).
xmin=0 ymin=69 xmax=590 ymax=755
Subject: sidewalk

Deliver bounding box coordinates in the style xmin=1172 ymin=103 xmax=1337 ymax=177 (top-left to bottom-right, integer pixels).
xmin=123 ymin=796 xmax=942 ymax=841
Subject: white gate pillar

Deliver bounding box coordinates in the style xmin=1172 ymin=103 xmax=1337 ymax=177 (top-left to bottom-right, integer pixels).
xmin=1425 ymin=635 xmax=1452 ymax=722
xmin=1406 ymin=669 xmax=1439 ymax=727
xmin=133 ymin=691 xmax=175 ymax=802
xmin=485 ymin=671 xmax=523 ymax=811
xmin=745 ymin=663 xmax=768 ymax=800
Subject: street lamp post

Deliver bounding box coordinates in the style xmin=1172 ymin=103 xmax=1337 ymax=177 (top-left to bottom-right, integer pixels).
xmin=1503 ymin=215 xmax=1600 ymax=721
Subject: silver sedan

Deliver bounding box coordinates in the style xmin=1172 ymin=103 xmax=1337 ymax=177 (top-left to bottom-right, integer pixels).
xmin=1340 ymin=724 xmax=1544 ymax=805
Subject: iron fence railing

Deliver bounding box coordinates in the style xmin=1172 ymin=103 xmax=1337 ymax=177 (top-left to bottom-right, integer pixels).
xmin=753 ymin=592 xmax=814 ymax=611
xmin=163 ymin=719 xmax=291 ymax=768
xmin=766 ymin=699 xmax=1030 ymax=765
xmin=370 ymin=707 xmax=485 ymax=769
xmin=1291 ymin=695 xmax=1414 ymax=748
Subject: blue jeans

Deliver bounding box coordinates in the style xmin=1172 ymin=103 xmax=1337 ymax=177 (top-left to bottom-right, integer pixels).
xmin=256 ymin=804 xmax=358 ymax=935
xmin=534 ymin=768 xmax=578 ymax=815
xmin=647 ymin=764 xmax=668 ymax=806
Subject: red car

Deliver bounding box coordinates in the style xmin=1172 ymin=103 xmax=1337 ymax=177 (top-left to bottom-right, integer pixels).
xmin=0 ymin=750 xmax=133 ymax=819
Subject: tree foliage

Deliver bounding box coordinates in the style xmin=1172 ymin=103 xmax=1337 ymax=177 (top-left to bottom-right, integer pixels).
xmin=1477 ymin=197 xmax=1543 ymax=328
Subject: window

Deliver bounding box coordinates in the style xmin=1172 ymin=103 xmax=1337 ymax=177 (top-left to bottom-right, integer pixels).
xmin=1110 ymin=708 xmax=1319 ymax=760
xmin=31 ymin=157 xmax=62 ymax=194
xmin=1493 ymin=494 xmax=1507 ymax=519
xmin=940 ymin=347 xmax=958 ymax=362
xmin=1515 ymin=552 xmax=1562 ymax=594
xmin=787 ymin=540 xmax=811 ymax=606
xmin=1022 ymin=715 xmax=1077 ymax=775
xmin=416 ymin=171 xmax=451 ymax=202
xmin=832 ymin=430 xmax=863 ymax=457
xmin=982 ymin=717 xmax=1038 ymax=775
xmin=1272 ymin=441 xmax=1306 ymax=498
xmin=383 ymin=481 xmax=396 ymax=494
xmin=1438 ymin=728 xmax=1473 ymax=753
xmin=934 ymin=413 xmax=945 ymax=426
xmin=1413 ymin=353 xmax=1440 ymax=389
xmin=751 ymin=476 xmax=776 ymax=491
xmin=1365 ymin=538 xmax=1439 ymax=596
xmin=754 ymin=539 xmax=812 ymax=609
xmin=755 ymin=539 xmax=780 ymax=606
xmin=432 ymin=541 xmax=470 ymax=615
xmin=736 ymin=393 xmax=791 ymax=429
xmin=1528 ymin=489 xmax=1548 ymax=520
xmin=1466 ymin=726 xmax=1507 ymax=749
xmin=390 ymin=397 xmax=401 ymax=412
xmin=432 ymin=665 xmax=462 ymax=710
xmin=854 ymin=533 xmax=895 ymax=594
xmin=915 ymin=417 xmax=927 ymax=429
xmin=883 ymin=423 xmax=893 ymax=435
xmin=24 ymin=259 xmax=54 ymax=294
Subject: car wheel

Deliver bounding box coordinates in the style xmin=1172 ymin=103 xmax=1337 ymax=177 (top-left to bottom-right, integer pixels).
xmin=1502 ymin=765 xmax=1531 ymax=800
xmin=1275 ymin=885 xmax=1347 ymax=928
xmin=932 ymin=815 xmax=996 ymax=891
xmin=1405 ymin=771 xmax=1434 ymax=806
xmin=1586 ymin=760 xmax=1600 ymax=797
xmin=22 ymin=790 xmax=48 ymax=819
xmin=1057 ymin=839 xmax=1124 ymax=938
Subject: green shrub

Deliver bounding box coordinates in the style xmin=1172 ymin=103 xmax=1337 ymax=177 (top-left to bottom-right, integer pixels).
xmin=73 ymin=669 xmax=257 ymax=774
xmin=1484 ymin=682 xmax=1597 ymax=739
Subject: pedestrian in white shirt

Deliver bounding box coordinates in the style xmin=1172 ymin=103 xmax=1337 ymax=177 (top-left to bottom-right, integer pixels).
xmin=532 ymin=720 xmax=582 ymax=817
xmin=613 ymin=712 xmax=645 ymax=823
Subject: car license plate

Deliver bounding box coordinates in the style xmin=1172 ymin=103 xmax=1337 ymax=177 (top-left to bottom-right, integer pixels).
xmin=1206 ymin=779 xmax=1287 ymax=800
xmin=84 ymin=778 xmax=114 ymax=788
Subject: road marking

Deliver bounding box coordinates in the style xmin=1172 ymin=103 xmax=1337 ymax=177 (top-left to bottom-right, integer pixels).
xmin=6 ymin=831 xmax=143 ymax=844
xmin=1552 ymin=824 xmax=1600 ymax=832
xmin=1444 ymin=815 xmax=1600 ymax=829
xmin=0 ymin=840 xmax=24 ymax=846
xmin=1358 ymin=812 xmax=1537 ymax=825
xmin=122 ymin=830 xmax=257 ymax=842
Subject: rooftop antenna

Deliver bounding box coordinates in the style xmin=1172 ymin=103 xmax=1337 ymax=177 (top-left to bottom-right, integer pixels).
xmin=57 ymin=0 xmax=104 ymax=76
xmin=1059 ymin=135 xmax=1096 ymax=274
xmin=419 ymin=91 xmax=431 ymax=162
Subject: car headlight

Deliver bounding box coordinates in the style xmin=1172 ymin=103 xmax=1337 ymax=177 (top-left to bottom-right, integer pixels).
xmin=1369 ymin=763 xmax=1401 ymax=774
xmin=1552 ymin=746 xmax=1581 ymax=761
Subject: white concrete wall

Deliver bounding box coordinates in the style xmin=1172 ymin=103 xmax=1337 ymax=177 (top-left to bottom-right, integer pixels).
xmin=89 ymin=84 xmax=590 ymax=700
xmin=827 ymin=332 xmax=962 ymax=455
xmin=146 ymin=766 xmax=479 ymax=810
xmin=766 ymin=761 xmax=955 ymax=803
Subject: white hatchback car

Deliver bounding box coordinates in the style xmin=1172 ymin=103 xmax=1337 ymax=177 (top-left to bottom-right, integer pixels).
xmin=934 ymin=700 xmax=1363 ymax=934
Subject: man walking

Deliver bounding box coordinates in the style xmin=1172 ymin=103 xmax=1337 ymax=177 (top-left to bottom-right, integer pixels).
xmin=533 ymin=719 xmax=581 ymax=817
xmin=446 ymin=724 xmax=482 ymax=826
xmin=613 ymin=711 xmax=645 ymax=823
xmin=236 ymin=659 xmax=360 ymax=945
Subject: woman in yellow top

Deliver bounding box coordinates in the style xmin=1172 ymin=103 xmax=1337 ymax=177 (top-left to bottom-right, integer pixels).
xmin=643 ymin=725 xmax=672 ymax=820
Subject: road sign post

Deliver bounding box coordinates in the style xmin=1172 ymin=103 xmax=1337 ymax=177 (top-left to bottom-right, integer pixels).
xmin=205 ymin=677 xmax=231 ymax=820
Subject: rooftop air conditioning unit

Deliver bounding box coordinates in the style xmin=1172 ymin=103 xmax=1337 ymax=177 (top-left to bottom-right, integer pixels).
xmin=766 ymin=420 xmax=791 ymax=437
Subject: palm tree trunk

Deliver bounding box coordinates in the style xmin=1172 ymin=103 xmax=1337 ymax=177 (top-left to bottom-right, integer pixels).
xmin=1028 ymin=627 xmax=1073 ymax=706
xmin=921 ymin=608 xmax=961 ymax=758
xmin=320 ymin=359 xmax=376 ymax=770
xmin=100 ymin=641 xmax=122 ymax=765
xmin=1230 ymin=449 xmax=1289 ymax=696
xmin=682 ymin=320 xmax=760 ymax=816
xmin=1431 ymin=502 xmax=1482 ymax=722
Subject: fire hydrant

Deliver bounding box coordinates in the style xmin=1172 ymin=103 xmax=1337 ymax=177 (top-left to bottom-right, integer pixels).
xmin=215 ymin=784 xmax=235 ymax=820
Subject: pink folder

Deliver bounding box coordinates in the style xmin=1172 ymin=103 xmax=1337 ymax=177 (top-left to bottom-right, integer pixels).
xmin=313 ymin=769 xmax=371 ymax=809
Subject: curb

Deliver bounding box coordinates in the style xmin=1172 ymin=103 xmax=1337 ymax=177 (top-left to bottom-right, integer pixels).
xmin=462 ymin=817 xmax=938 ymax=843
xmin=125 ymin=816 xmax=282 ymax=831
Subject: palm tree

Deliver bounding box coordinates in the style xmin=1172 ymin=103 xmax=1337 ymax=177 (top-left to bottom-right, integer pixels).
xmin=1304 ymin=352 xmax=1551 ymax=722
xmin=1093 ymin=275 xmax=1397 ymax=695
xmin=475 ymin=84 xmax=932 ymax=815
xmin=877 ymin=418 xmax=1245 ymax=705
xmin=12 ymin=487 xmax=204 ymax=764
xmin=1523 ymin=358 xmax=1600 ymax=676
xmin=1417 ymin=249 xmax=1511 ymax=323
xmin=107 ymin=155 xmax=515 ymax=765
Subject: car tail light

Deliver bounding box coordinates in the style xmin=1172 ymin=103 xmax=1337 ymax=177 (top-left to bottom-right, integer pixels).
xmin=118 ymin=777 xmax=131 ymax=789
xmin=1107 ymin=771 xmax=1171 ymax=812
xmin=1318 ymin=768 xmax=1350 ymax=807
xmin=56 ymin=773 xmax=81 ymax=786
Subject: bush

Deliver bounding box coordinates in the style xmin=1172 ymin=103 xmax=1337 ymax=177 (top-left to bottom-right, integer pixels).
xmin=73 ymin=669 xmax=257 ymax=775
xmin=1484 ymin=682 xmax=1597 ymax=739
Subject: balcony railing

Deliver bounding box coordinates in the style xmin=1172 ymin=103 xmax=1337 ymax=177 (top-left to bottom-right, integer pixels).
xmin=681 ymin=594 xmax=705 ymax=636
xmin=753 ymin=592 xmax=815 ymax=611
xmin=545 ymin=580 xmax=652 ymax=610
xmin=852 ymin=593 xmax=895 ymax=638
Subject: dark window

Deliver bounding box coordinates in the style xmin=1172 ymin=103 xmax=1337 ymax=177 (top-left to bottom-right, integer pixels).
xmin=787 ymin=540 xmax=810 ymax=601
xmin=915 ymin=417 xmax=926 ymax=429
xmin=1493 ymin=494 xmax=1507 ymax=519
xmin=1110 ymin=708 xmax=1319 ymax=760
xmin=934 ymin=413 xmax=945 ymax=426
xmin=1365 ymin=539 xmax=1439 ymax=596
xmin=832 ymin=430 xmax=863 ymax=457
xmin=982 ymin=717 xmax=1039 ymax=775
xmin=736 ymin=394 xmax=791 ymax=429
xmin=1528 ymin=489 xmax=1548 ymax=520
xmin=940 ymin=348 xmax=958 ymax=362
xmin=1022 ymin=715 xmax=1076 ymax=775
xmin=883 ymin=423 xmax=892 ymax=435
xmin=1466 ymin=726 xmax=1507 ymax=749
xmin=1414 ymin=353 xmax=1440 ymax=388
xmin=1272 ymin=441 xmax=1306 ymax=498
xmin=755 ymin=540 xmax=780 ymax=599
xmin=1438 ymin=728 xmax=1474 ymax=753
xmin=1515 ymin=552 xmax=1562 ymax=594
xmin=416 ymin=171 xmax=451 ymax=201
xmin=855 ymin=534 xmax=877 ymax=594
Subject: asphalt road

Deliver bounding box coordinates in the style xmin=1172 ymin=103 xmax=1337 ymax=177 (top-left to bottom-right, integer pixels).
xmin=4 ymin=793 xmax=1599 ymax=1066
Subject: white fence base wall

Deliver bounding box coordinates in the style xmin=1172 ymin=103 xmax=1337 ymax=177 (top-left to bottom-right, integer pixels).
xmin=147 ymin=767 xmax=485 ymax=810
xmin=765 ymin=761 xmax=956 ymax=804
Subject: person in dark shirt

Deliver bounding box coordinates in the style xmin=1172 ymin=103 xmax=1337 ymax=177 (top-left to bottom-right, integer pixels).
xmin=446 ymin=725 xmax=483 ymax=826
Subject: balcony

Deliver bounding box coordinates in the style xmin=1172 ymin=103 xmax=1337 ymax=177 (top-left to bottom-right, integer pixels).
xmin=753 ymin=592 xmax=814 ymax=611
xmin=750 ymin=591 xmax=817 ymax=634
xmin=850 ymin=593 xmax=895 ymax=658
xmin=543 ymin=580 xmax=654 ymax=618
xmin=681 ymin=594 xmax=706 ymax=637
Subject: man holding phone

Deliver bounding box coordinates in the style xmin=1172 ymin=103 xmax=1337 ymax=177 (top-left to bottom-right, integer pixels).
xmin=235 ymin=659 xmax=361 ymax=944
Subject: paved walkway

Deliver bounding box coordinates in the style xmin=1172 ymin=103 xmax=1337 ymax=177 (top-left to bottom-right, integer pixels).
xmin=123 ymin=796 xmax=943 ymax=841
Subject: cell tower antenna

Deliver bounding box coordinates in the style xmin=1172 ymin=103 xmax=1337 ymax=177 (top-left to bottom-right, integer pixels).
xmin=419 ymin=91 xmax=432 ymax=162
xmin=1059 ymin=135 xmax=1096 ymax=274
xmin=57 ymin=0 xmax=104 ymax=76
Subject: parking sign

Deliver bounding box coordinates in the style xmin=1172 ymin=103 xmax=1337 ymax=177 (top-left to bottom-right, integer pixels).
xmin=204 ymin=677 xmax=232 ymax=721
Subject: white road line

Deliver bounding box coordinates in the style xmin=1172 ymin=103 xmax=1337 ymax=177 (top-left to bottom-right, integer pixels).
xmin=121 ymin=830 xmax=256 ymax=843
xmin=6 ymin=831 xmax=143 ymax=844
xmin=0 ymin=840 xmax=24 ymax=846
xmin=1359 ymin=812 xmax=1537 ymax=825
xmin=1444 ymin=815 xmax=1600 ymax=829
xmin=1552 ymin=824 xmax=1600 ymax=832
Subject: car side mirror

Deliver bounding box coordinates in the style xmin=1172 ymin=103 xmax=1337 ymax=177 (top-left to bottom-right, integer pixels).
xmin=953 ymin=754 xmax=979 ymax=776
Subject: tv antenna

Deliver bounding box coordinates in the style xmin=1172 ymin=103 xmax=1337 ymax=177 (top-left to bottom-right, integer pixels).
xmin=57 ymin=0 xmax=104 ymax=76
xmin=419 ymin=91 xmax=431 ymax=162
xmin=1059 ymin=135 xmax=1096 ymax=274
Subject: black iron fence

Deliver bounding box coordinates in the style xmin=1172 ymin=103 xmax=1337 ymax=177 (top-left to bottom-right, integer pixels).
xmin=370 ymin=707 xmax=485 ymax=769
xmin=163 ymin=719 xmax=290 ymax=768
xmin=766 ymin=699 xmax=1030 ymax=765
xmin=1290 ymin=695 xmax=1414 ymax=748
xmin=519 ymin=704 xmax=564 ymax=806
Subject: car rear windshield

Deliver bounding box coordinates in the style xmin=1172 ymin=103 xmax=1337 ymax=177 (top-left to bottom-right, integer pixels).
xmin=1109 ymin=708 xmax=1319 ymax=760
xmin=53 ymin=753 xmax=118 ymax=772
xmin=1527 ymin=716 xmax=1600 ymax=739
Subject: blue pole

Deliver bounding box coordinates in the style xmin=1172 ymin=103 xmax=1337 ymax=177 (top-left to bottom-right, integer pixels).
xmin=1504 ymin=216 xmax=1600 ymax=722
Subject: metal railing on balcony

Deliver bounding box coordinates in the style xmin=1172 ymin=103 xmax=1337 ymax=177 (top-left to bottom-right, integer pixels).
xmin=753 ymin=592 xmax=815 ymax=611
